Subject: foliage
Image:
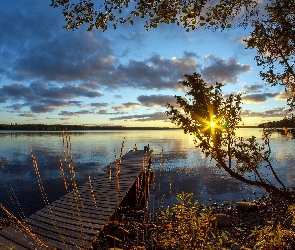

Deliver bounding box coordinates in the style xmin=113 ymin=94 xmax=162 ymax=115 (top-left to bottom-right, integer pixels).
xmin=50 ymin=0 xmax=263 ymax=31
xmin=156 ymin=192 xmax=228 ymax=249
xmin=166 ymin=73 xmax=294 ymax=200
xmin=245 ymin=0 xmax=295 ymax=108
xmin=251 ymin=223 xmax=295 ymax=249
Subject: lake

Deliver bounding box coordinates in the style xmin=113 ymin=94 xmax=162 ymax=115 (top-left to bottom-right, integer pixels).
xmin=0 ymin=128 xmax=294 ymax=217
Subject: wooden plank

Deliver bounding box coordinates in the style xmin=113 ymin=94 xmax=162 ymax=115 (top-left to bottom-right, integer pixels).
xmin=53 ymin=196 xmax=119 ymax=211
xmin=25 ymin=217 xmax=93 ymax=242
xmin=52 ymin=199 xmax=116 ymax=213
xmin=32 ymin=210 xmax=104 ymax=230
xmin=49 ymin=200 xmax=112 ymax=218
xmin=42 ymin=204 xmax=110 ymax=221
xmin=0 ymin=226 xmax=46 ymax=249
xmin=34 ymin=208 xmax=106 ymax=226
xmin=26 ymin=215 xmax=98 ymax=236
xmin=26 ymin=223 xmax=90 ymax=249
xmin=0 ymin=235 xmax=30 ymax=250
xmin=59 ymin=195 xmax=123 ymax=209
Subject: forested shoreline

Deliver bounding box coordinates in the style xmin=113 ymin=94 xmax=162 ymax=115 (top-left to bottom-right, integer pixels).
xmin=0 ymin=124 xmax=177 ymax=131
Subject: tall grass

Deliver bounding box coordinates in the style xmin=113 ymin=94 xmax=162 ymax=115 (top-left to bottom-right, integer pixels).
xmin=0 ymin=131 xmax=158 ymax=249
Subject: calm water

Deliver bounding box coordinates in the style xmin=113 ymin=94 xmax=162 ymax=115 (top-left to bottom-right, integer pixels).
xmin=0 ymin=128 xmax=294 ymax=217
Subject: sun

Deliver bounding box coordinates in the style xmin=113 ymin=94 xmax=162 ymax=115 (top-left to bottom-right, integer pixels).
xmin=210 ymin=121 xmax=216 ymax=127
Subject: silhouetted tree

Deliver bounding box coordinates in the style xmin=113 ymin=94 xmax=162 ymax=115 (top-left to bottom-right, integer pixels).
xmin=166 ymin=73 xmax=294 ymax=201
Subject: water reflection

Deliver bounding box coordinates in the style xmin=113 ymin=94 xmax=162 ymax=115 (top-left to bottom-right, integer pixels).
xmin=150 ymin=164 xmax=261 ymax=209
xmin=0 ymin=129 xmax=294 ymax=217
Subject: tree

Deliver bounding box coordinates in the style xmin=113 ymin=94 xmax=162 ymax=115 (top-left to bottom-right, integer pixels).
xmin=245 ymin=0 xmax=295 ymax=109
xmin=50 ymin=0 xmax=263 ymax=31
xmin=166 ymin=73 xmax=294 ymax=200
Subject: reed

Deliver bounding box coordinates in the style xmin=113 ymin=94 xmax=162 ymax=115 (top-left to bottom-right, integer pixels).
xmin=0 ymin=131 xmax=177 ymax=249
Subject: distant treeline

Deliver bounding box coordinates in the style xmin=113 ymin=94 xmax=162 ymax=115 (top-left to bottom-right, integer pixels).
xmin=258 ymin=116 xmax=295 ymax=128
xmin=0 ymin=124 xmax=175 ymax=131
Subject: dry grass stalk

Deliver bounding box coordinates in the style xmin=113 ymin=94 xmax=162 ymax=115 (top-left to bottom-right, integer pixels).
xmin=0 ymin=202 xmax=49 ymax=249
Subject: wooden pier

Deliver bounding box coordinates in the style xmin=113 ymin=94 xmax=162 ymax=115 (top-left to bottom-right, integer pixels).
xmin=0 ymin=150 xmax=152 ymax=250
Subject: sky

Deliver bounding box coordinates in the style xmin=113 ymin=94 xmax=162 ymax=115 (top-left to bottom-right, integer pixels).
xmin=0 ymin=0 xmax=291 ymax=127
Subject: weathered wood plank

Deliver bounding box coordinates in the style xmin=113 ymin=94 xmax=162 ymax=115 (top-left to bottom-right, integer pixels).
xmin=0 ymin=235 xmax=30 ymax=250
xmin=25 ymin=223 xmax=91 ymax=249
xmin=0 ymin=226 xmax=46 ymax=249
xmin=49 ymin=201 xmax=111 ymax=218
xmin=32 ymin=210 xmax=104 ymax=229
xmin=43 ymin=204 xmax=109 ymax=222
xmin=26 ymin=216 xmax=98 ymax=236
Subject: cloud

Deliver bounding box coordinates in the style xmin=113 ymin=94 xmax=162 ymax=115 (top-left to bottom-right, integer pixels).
xmin=6 ymin=104 xmax=24 ymax=111
xmin=30 ymin=82 xmax=103 ymax=99
xmin=91 ymin=103 xmax=109 ymax=108
xmin=0 ymin=81 xmax=104 ymax=113
xmin=242 ymin=93 xmax=278 ymax=103
xmin=96 ymin=109 xmax=108 ymax=114
xmin=30 ymin=105 xmax=57 ymax=113
xmin=137 ymin=94 xmax=176 ymax=107
xmin=243 ymin=84 xmax=265 ymax=93
xmin=112 ymin=102 xmax=141 ymax=111
xmin=242 ymin=106 xmax=289 ymax=118
xmin=104 ymin=54 xmax=198 ymax=90
xmin=1 ymin=2 xmax=115 ymax=83
xmin=58 ymin=110 xmax=95 ymax=117
xmin=110 ymin=111 xmax=168 ymax=122
xmin=201 ymin=55 xmax=251 ymax=84
xmin=2 ymin=83 xmax=32 ymax=99
xmin=18 ymin=112 xmax=36 ymax=118
xmin=275 ymin=92 xmax=292 ymax=101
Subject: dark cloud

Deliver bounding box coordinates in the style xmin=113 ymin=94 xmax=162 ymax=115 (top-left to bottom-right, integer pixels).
xmin=137 ymin=95 xmax=176 ymax=107
xmin=0 ymin=81 xmax=104 ymax=114
xmin=242 ymin=93 xmax=278 ymax=103
xmin=1 ymin=1 xmax=114 ymax=83
xmin=112 ymin=102 xmax=141 ymax=111
xmin=58 ymin=110 xmax=94 ymax=116
xmin=2 ymin=83 xmax=32 ymax=99
xmin=242 ymin=106 xmax=288 ymax=118
xmin=110 ymin=111 xmax=168 ymax=122
xmin=12 ymin=38 xmax=114 ymax=82
xmin=6 ymin=104 xmax=25 ymax=111
xmin=201 ymin=55 xmax=251 ymax=84
xmin=91 ymin=103 xmax=108 ymax=108
xmin=243 ymin=84 xmax=265 ymax=93
xmin=0 ymin=94 xmax=8 ymax=103
xmin=68 ymin=101 xmax=83 ymax=106
xmin=31 ymin=105 xmax=57 ymax=113
xmin=19 ymin=113 xmax=36 ymax=118
xmin=183 ymin=51 xmax=199 ymax=59
xmin=0 ymin=1 xmax=60 ymax=49
xmin=104 ymin=54 xmax=198 ymax=90
xmin=96 ymin=109 xmax=108 ymax=114
xmin=30 ymin=82 xmax=103 ymax=99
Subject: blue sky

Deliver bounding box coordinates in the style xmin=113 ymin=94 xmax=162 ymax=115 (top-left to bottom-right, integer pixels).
xmin=0 ymin=1 xmax=290 ymax=127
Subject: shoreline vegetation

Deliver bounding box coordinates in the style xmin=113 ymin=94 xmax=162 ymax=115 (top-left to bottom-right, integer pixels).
xmin=0 ymin=123 xmax=259 ymax=131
